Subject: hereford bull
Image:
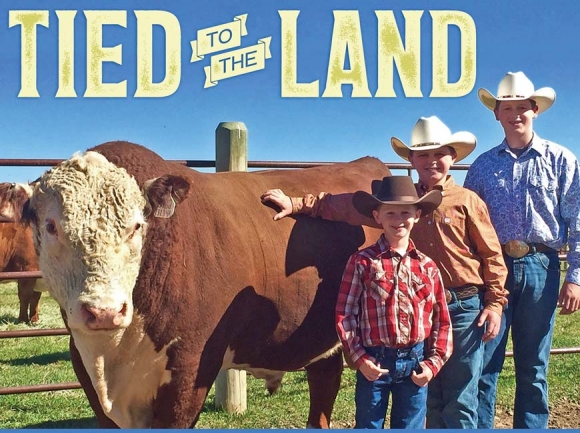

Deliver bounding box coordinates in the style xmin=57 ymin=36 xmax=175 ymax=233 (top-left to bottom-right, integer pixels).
xmin=0 ymin=196 xmax=44 ymax=323
xmin=0 ymin=141 xmax=389 ymax=428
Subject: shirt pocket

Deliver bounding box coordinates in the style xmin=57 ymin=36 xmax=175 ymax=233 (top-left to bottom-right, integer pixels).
xmin=494 ymin=174 xmax=511 ymax=194
xmin=433 ymin=207 xmax=466 ymax=227
xmin=529 ymin=174 xmax=558 ymax=201
xmin=367 ymin=271 xmax=394 ymax=302
xmin=530 ymin=174 xmax=557 ymax=191
xmin=410 ymin=272 xmax=433 ymax=303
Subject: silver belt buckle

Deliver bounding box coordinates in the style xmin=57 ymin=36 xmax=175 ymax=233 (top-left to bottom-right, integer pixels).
xmin=504 ymin=240 xmax=530 ymax=259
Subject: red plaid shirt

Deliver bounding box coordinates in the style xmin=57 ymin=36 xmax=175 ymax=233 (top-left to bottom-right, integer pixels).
xmin=336 ymin=235 xmax=452 ymax=376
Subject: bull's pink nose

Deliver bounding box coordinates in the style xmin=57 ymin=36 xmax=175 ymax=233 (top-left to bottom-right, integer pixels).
xmin=81 ymin=303 xmax=128 ymax=330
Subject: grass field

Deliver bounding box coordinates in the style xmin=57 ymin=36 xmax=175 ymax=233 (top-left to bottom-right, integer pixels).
xmin=1 ymin=281 xmax=579 ymax=429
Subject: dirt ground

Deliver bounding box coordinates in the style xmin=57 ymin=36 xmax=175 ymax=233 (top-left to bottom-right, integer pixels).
xmin=333 ymin=398 xmax=580 ymax=429
xmin=494 ymin=399 xmax=580 ymax=429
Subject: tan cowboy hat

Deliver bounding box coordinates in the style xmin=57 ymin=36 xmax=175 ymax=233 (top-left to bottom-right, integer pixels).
xmin=391 ymin=116 xmax=476 ymax=163
xmin=352 ymin=176 xmax=442 ymax=218
xmin=478 ymin=71 xmax=556 ymax=114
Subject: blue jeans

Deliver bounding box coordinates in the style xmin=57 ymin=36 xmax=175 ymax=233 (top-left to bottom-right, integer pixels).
xmin=478 ymin=251 xmax=560 ymax=429
xmin=427 ymin=292 xmax=484 ymax=428
xmin=355 ymin=341 xmax=426 ymax=429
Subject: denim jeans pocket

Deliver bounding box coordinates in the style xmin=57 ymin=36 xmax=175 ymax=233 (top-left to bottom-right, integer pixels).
xmin=533 ymin=251 xmax=560 ymax=272
xmin=392 ymin=357 xmax=419 ymax=382
xmin=393 ymin=342 xmax=424 ymax=382
xmin=364 ymin=342 xmax=424 ymax=383
xmin=457 ymin=293 xmax=482 ymax=313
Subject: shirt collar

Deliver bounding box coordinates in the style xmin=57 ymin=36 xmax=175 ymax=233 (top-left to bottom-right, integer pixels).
xmin=499 ymin=132 xmax=545 ymax=157
xmin=377 ymin=234 xmax=419 ymax=258
xmin=417 ymin=176 xmax=453 ymax=195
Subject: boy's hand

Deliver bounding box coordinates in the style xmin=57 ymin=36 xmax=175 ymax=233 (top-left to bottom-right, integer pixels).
xmin=411 ymin=361 xmax=433 ymax=387
xmin=558 ymin=281 xmax=580 ymax=315
xmin=478 ymin=308 xmax=502 ymax=342
xmin=359 ymin=357 xmax=389 ymax=382
xmin=260 ymin=189 xmax=292 ymax=220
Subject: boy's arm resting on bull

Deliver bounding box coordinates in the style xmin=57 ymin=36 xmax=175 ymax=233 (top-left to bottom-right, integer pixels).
xmin=261 ymin=189 xmax=378 ymax=227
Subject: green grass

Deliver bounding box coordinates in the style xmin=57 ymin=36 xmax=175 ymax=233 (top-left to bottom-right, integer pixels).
xmin=1 ymin=281 xmax=579 ymax=428
xmin=493 ymin=310 xmax=580 ymax=417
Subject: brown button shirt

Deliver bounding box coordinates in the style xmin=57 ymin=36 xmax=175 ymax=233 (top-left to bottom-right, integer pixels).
xmin=291 ymin=175 xmax=508 ymax=315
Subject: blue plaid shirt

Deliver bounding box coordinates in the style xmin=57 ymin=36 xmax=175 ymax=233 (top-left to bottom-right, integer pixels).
xmin=464 ymin=134 xmax=580 ymax=285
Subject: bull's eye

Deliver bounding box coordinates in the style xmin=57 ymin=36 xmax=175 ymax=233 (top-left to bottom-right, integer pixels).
xmin=127 ymin=222 xmax=143 ymax=241
xmin=45 ymin=220 xmax=57 ymax=235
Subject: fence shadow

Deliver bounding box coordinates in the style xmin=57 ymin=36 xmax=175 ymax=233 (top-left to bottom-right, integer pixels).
xmin=0 ymin=313 xmax=21 ymax=324
xmin=25 ymin=416 xmax=97 ymax=429
xmin=5 ymin=350 xmax=71 ymax=366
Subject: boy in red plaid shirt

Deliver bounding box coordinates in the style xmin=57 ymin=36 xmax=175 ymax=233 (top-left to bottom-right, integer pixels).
xmin=337 ymin=176 xmax=452 ymax=429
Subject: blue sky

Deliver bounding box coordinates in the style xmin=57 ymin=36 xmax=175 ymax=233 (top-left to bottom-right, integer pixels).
xmin=0 ymin=0 xmax=579 ymax=184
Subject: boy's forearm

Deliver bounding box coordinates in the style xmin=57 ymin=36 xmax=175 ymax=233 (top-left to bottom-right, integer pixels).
xmin=425 ymin=278 xmax=453 ymax=376
xmin=481 ymin=258 xmax=509 ymax=315
xmin=480 ymin=269 xmax=509 ymax=312
xmin=564 ymin=238 xmax=580 ymax=286
xmin=336 ymin=323 xmax=369 ymax=369
xmin=289 ymin=192 xmax=330 ymax=215
xmin=483 ymin=291 xmax=509 ymax=316
xmin=343 ymin=344 xmax=370 ymax=369
xmin=467 ymin=199 xmax=509 ymax=313
xmin=290 ymin=192 xmax=378 ymax=227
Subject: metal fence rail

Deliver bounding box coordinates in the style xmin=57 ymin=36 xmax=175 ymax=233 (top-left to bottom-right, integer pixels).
xmin=0 ymin=157 xmax=471 ymax=172
xmin=1 ymin=324 xmax=579 ymax=396
xmin=0 ymin=328 xmax=68 ymax=339
xmin=0 ymin=382 xmax=82 ymax=396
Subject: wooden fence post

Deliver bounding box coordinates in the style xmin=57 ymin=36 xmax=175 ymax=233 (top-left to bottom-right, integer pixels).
xmin=214 ymin=121 xmax=248 ymax=414
xmin=215 ymin=121 xmax=248 ymax=172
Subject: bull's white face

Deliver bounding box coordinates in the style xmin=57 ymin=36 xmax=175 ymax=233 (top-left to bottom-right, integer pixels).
xmin=29 ymin=151 xmax=146 ymax=333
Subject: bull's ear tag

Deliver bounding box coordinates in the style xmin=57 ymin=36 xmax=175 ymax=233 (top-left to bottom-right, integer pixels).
xmin=154 ymin=195 xmax=176 ymax=218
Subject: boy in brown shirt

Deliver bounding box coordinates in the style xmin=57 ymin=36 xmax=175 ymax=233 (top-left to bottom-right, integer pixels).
xmin=261 ymin=116 xmax=508 ymax=428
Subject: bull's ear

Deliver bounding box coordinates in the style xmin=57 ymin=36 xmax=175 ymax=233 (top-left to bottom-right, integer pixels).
xmin=142 ymin=176 xmax=190 ymax=219
xmin=0 ymin=182 xmax=34 ymax=223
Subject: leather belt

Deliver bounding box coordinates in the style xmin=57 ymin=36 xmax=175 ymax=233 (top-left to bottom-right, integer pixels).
xmin=502 ymin=240 xmax=556 ymax=259
xmin=444 ymin=285 xmax=480 ymax=304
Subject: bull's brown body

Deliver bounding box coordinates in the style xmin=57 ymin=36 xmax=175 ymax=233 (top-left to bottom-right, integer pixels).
xmin=0 ymin=220 xmax=42 ymax=323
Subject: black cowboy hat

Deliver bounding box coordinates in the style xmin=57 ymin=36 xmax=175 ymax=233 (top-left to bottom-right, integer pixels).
xmin=352 ymin=176 xmax=442 ymax=218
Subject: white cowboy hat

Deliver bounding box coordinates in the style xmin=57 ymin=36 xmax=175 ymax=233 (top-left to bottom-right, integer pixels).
xmin=391 ymin=116 xmax=476 ymax=163
xmin=478 ymin=71 xmax=556 ymax=114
